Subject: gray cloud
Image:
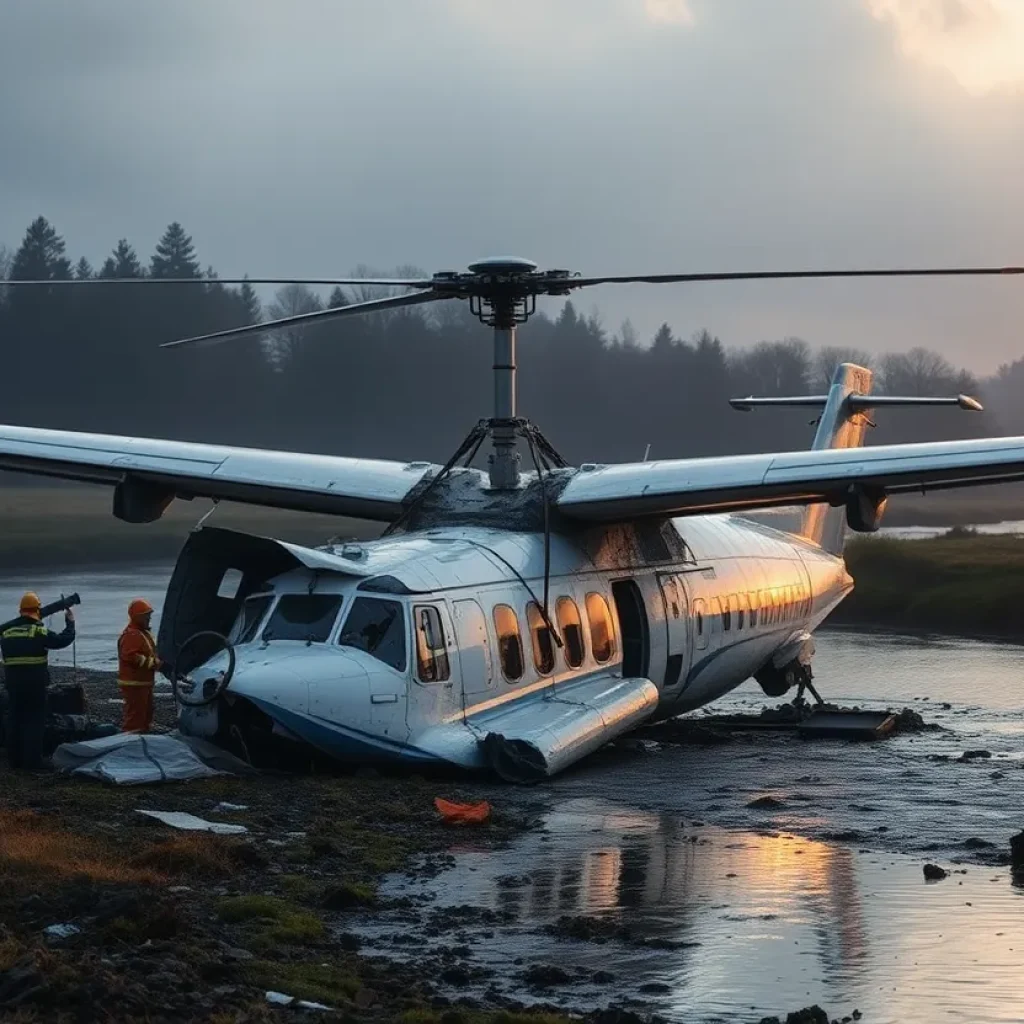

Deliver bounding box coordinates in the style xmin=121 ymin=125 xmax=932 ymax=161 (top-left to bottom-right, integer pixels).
xmin=2 ymin=0 xmax=1023 ymax=373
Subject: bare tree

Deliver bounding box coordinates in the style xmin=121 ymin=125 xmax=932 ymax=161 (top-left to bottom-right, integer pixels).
xmin=343 ymin=264 xmax=430 ymax=327
xmin=266 ymin=283 xmax=323 ymax=368
xmin=811 ymin=346 xmax=874 ymax=391
xmin=880 ymin=347 xmax=958 ymax=395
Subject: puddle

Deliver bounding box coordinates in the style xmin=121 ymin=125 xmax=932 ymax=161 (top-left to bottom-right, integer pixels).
xmin=355 ymin=798 xmax=1024 ymax=1023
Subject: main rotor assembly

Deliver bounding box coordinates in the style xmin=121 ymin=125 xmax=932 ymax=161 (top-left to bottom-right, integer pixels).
xmin=12 ymin=256 xmax=1024 ymax=490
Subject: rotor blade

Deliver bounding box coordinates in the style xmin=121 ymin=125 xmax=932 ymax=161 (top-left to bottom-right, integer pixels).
xmin=4 ymin=276 xmax=434 ymax=287
xmin=160 ymin=290 xmax=443 ymax=349
xmin=567 ymin=266 xmax=1024 ymax=287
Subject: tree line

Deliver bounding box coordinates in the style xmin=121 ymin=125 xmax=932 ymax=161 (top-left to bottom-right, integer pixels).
xmin=0 ymin=216 xmax=1008 ymax=471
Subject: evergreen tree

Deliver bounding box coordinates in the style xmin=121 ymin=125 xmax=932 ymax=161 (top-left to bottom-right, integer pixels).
xmin=239 ymin=278 xmax=262 ymax=325
xmin=10 ymin=217 xmax=72 ymax=281
xmin=652 ymin=323 xmax=675 ymax=350
xmin=327 ymin=286 xmax=349 ymax=309
xmin=150 ymin=222 xmax=200 ymax=278
xmin=100 ymin=239 xmax=143 ymax=278
xmin=75 ymin=257 xmax=93 ymax=280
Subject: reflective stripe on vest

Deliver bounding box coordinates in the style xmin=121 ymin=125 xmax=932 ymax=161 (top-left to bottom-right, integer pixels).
xmin=118 ymin=679 xmax=154 ymax=687
xmin=2 ymin=622 xmax=49 ymax=668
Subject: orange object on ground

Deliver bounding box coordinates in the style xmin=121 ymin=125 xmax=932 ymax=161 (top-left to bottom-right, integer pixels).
xmin=434 ymin=797 xmax=492 ymax=825
xmin=120 ymin=684 xmax=154 ymax=734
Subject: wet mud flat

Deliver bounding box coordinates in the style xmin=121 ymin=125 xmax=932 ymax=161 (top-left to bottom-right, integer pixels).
xmin=350 ymin=688 xmax=1024 ymax=1024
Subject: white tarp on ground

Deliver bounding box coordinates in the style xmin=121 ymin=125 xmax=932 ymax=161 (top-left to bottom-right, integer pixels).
xmin=51 ymin=731 xmax=255 ymax=785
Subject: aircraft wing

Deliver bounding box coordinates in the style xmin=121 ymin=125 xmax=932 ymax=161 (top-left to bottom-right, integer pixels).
xmin=557 ymin=436 xmax=1024 ymax=521
xmin=0 ymin=425 xmax=438 ymax=522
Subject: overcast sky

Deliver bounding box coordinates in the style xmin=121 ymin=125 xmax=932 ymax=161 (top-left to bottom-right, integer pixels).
xmin=3 ymin=0 xmax=1024 ymax=373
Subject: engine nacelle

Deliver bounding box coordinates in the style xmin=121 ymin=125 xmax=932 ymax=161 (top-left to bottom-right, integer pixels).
xmin=845 ymin=484 xmax=887 ymax=533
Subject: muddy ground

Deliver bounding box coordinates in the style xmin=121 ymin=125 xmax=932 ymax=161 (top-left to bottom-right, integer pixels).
xmin=1 ymin=668 xmax=574 ymax=1024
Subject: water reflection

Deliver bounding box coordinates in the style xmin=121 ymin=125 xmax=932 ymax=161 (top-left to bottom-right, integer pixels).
xmin=368 ymin=797 xmax=1024 ymax=1023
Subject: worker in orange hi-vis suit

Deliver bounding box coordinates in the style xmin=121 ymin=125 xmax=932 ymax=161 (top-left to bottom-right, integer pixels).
xmin=117 ymin=599 xmax=166 ymax=733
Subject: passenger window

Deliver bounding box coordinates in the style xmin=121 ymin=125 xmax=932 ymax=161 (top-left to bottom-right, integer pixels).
xmin=749 ymin=592 xmax=758 ymax=628
xmin=585 ymin=593 xmax=615 ymax=664
xmin=722 ymin=596 xmax=732 ymax=632
xmin=493 ymin=604 xmax=524 ymax=682
xmin=338 ymin=597 xmax=406 ymax=671
xmin=737 ymin=594 xmax=747 ymax=631
xmin=232 ymin=593 xmax=273 ymax=645
xmin=556 ymin=597 xmax=585 ymax=669
xmin=415 ymin=606 xmax=450 ymax=682
xmin=527 ymin=603 xmax=555 ymax=675
xmin=263 ymin=594 xmax=342 ymax=643
xmin=710 ymin=597 xmax=722 ymax=632
xmin=693 ymin=599 xmax=707 ymax=650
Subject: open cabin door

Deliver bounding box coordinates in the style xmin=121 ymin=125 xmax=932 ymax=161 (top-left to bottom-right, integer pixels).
xmin=659 ymin=573 xmax=692 ymax=693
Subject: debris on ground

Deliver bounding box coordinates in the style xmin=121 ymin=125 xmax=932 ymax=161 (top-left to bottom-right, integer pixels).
xmin=265 ymin=990 xmax=333 ymax=1010
xmin=135 ymin=810 xmax=248 ymax=835
xmin=434 ymin=797 xmax=492 ymax=825
xmin=213 ymin=802 xmax=248 ymax=812
xmin=958 ymin=749 xmax=993 ymax=762
xmin=43 ymin=923 xmax=81 ymax=940
xmin=747 ymin=795 xmax=785 ymax=809
xmin=522 ymin=963 xmax=573 ymax=988
xmin=923 ymin=863 xmax=948 ymax=880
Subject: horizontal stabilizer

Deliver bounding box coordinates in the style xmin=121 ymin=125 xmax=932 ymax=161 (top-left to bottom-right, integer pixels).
xmin=730 ymin=394 xmax=983 ymax=412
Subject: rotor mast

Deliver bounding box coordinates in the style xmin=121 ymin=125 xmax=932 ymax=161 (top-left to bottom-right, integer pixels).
xmin=462 ymin=258 xmax=566 ymax=491
xmin=490 ymin=308 xmax=520 ymax=490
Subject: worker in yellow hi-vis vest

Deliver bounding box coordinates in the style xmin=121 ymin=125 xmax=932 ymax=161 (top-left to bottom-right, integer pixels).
xmin=1 ymin=592 xmax=75 ymax=768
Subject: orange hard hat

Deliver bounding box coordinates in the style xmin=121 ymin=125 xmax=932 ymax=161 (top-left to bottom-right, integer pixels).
xmin=129 ymin=598 xmax=154 ymax=619
xmin=19 ymin=591 xmax=41 ymax=614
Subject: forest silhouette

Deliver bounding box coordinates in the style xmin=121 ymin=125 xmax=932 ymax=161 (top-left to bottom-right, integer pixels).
xmin=3 ymin=216 xmax=1021 ymax=472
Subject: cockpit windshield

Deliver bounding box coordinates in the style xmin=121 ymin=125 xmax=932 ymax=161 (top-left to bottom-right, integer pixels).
xmin=338 ymin=597 xmax=406 ymax=671
xmin=262 ymin=594 xmax=343 ymax=643
xmin=230 ymin=593 xmax=273 ymax=644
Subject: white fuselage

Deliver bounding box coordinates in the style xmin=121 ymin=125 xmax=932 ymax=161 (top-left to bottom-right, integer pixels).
xmin=177 ymin=513 xmax=853 ymax=777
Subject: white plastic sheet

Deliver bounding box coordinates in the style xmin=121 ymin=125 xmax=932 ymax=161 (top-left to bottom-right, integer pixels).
xmin=135 ymin=810 xmax=248 ymax=835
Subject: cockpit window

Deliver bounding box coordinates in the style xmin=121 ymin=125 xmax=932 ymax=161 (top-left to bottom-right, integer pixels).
xmin=231 ymin=594 xmax=273 ymax=644
xmin=338 ymin=597 xmax=407 ymax=672
xmin=262 ymin=594 xmax=342 ymax=643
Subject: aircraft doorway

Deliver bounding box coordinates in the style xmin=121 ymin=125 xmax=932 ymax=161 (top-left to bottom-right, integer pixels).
xmin=612 ymin=580 xmax=649 ymax=678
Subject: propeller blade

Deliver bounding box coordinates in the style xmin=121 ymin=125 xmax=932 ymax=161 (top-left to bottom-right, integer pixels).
xmin=160 ymin=290 xmax=443 ymax=349
xmin=4 ymin=276 xmax=434 ymax=287
xmin=567 ymin=266 xmax=1024 ymax=287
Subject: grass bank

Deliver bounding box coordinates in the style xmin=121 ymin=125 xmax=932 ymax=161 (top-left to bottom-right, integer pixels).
xmin=835 ymin=533 xmax=1024 ymax=640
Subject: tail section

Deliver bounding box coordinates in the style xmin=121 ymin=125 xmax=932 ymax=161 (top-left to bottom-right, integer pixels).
xmin=730 ymin=363 xmax=983 ymax=554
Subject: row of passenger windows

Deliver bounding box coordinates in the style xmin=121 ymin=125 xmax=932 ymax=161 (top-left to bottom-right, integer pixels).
xmin=231 ymin=589 xmax=618 ymax=686
xmin=494 ymin=592 xmax=616 ymax=683
xmin=695 ymin=583 xmax=812 ymax=638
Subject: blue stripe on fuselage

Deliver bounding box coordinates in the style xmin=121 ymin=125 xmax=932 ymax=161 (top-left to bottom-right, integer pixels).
xmin=246 ymin=697 xmax=441 ymax=765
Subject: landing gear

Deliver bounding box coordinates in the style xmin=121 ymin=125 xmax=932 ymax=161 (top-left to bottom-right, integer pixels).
xmin=792 ymin=664 xmax=824 ymax=709
xmin=754 ymin=633 xmax=823 ymax=710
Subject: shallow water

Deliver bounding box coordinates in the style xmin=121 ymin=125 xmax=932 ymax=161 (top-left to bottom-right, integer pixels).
xmin=362 ymin=801 xmax=1024 ymax=1022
